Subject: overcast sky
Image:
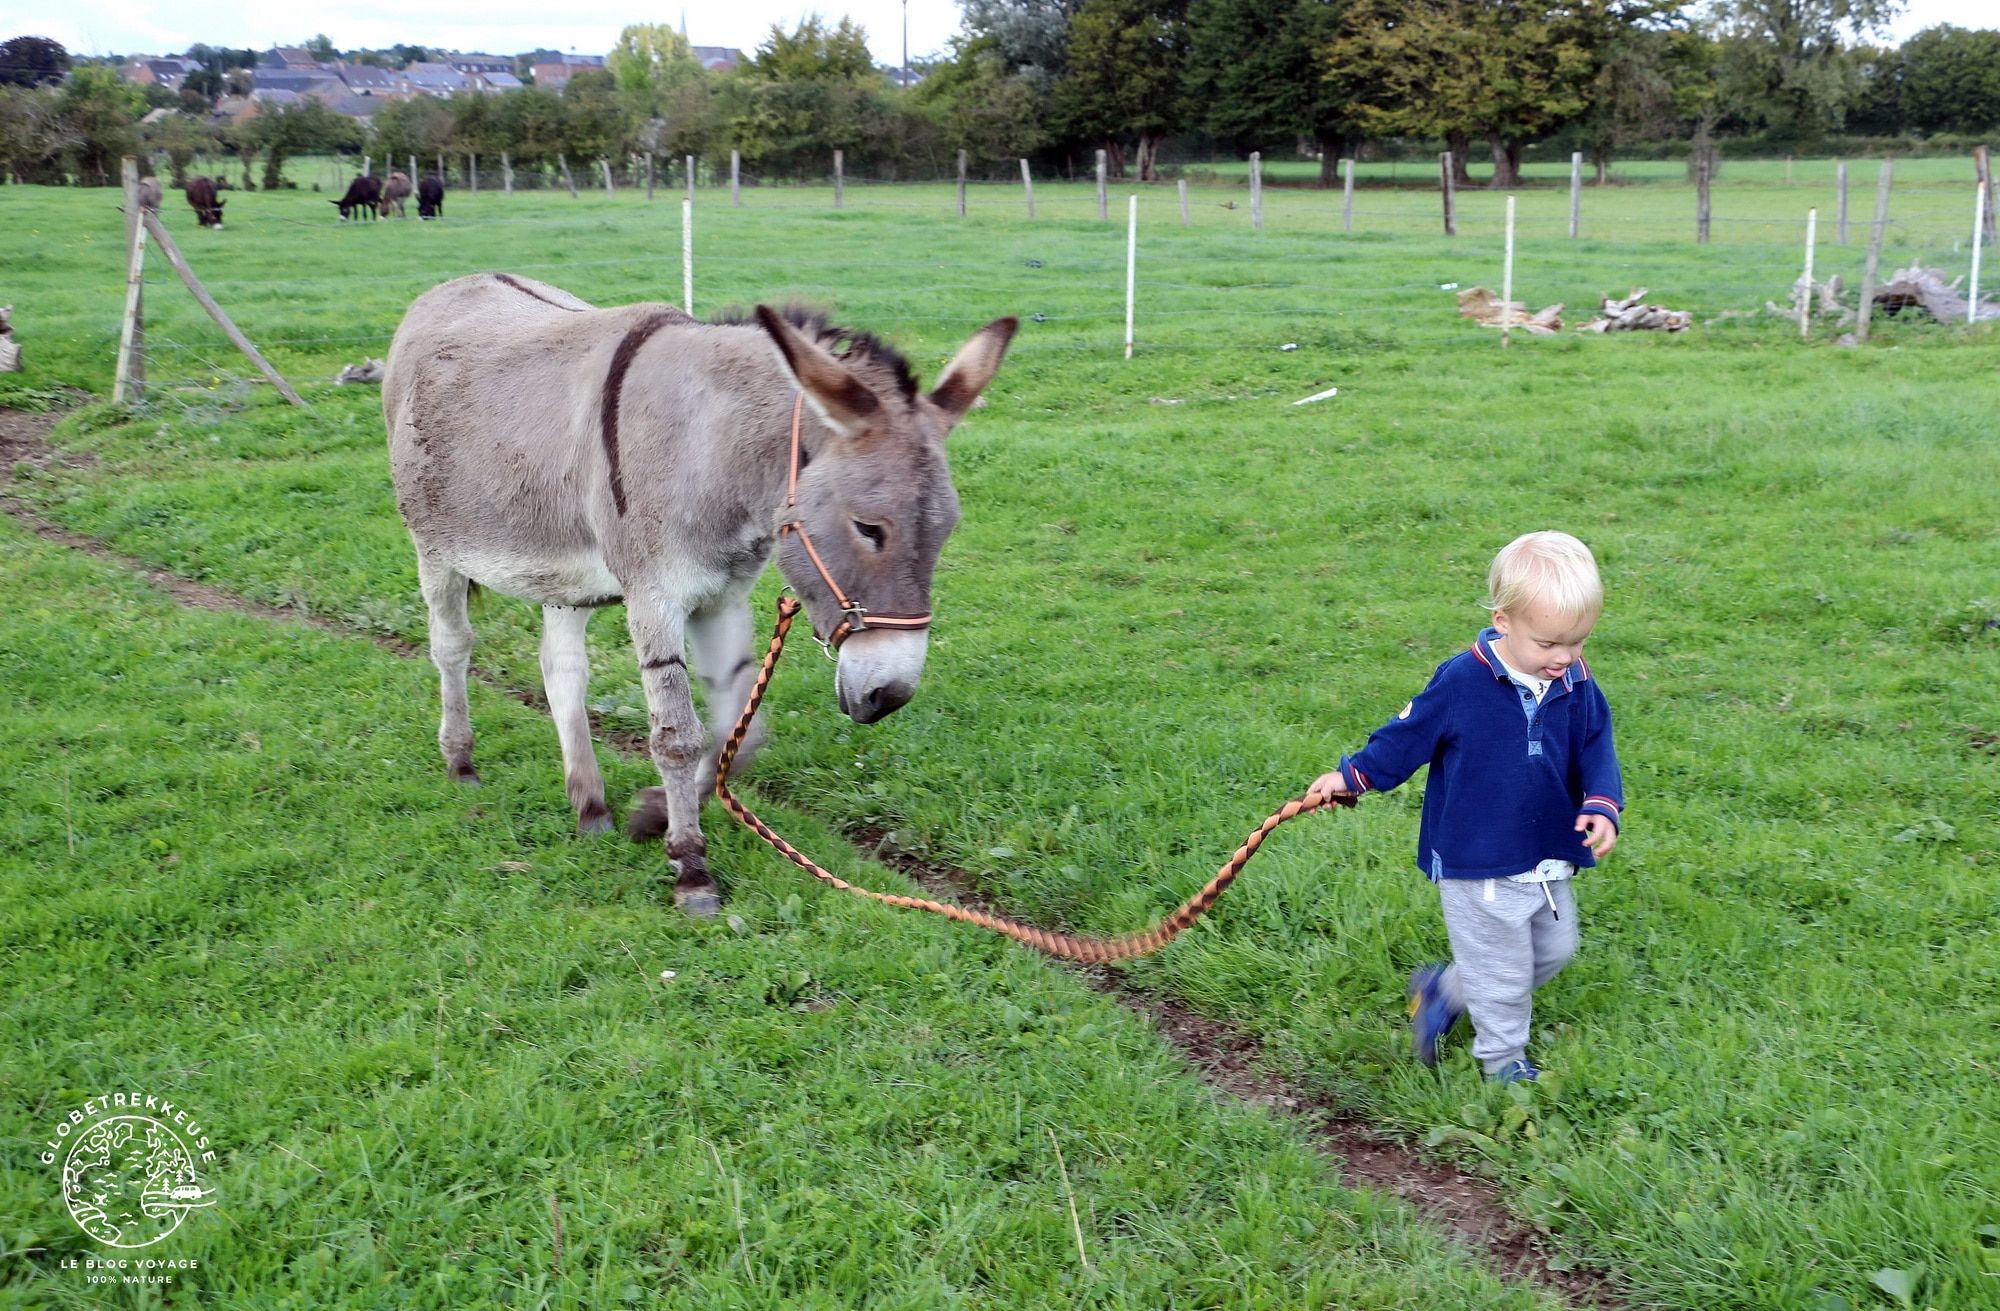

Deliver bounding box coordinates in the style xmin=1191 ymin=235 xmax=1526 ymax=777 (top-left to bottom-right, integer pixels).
xmin=4 ymin=0 xmax=1987 ymax=66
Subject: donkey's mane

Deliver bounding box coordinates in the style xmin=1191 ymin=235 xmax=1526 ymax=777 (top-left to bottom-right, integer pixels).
xmin=708 ymin=303 xmax=918 ymax=401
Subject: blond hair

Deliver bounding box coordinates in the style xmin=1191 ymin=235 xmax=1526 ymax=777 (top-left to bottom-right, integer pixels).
xmin=1486 ymin=531 xmax=1603 ymax=620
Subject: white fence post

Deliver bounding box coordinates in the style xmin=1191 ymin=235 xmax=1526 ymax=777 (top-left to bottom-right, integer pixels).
xmin=1178 ymin=178 xmax=1189 ymax=227
xmin=1249 ymin=151 xmax=1262 ymax=230
xmin=1569 ymin=151 xmax=1581 ymax=238
xmin=1021 ymin=159 xmax=1035 ymax=218
xmin=731 ymin=150 xmax=741 ymax=207
xmin=1970 ymin=181 xmax=1987 ymax=326
xmin=1096 ymin=150 xmax=1107 ymax=221
xmin=1836 ymin=160 xmax=1848 ymax=245
xmin=1342 ymin=158 xmax=1354 ymax=233
xmin=1800 ymin=207 xmax=1817 ymax=340
xmin=1124 ymin=194 xmax=1137 ymax=359
xmin=686 ymin=155 xmax=695 ymax=207
xmin=683 ymin=197 xmax=694 ymax=317
xmin=1501 ymin=194 xmax=1516 ymax=349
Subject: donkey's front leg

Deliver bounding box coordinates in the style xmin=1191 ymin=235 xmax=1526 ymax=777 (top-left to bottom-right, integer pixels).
xmin=623 ymin=593 xmax=719 ymax=916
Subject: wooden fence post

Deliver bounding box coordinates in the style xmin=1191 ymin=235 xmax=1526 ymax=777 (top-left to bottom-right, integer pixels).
xmin=1835 ymin=160 xmax=1848 ymax=244
xmin=558 ymin=153 xmax=577 ymax=199
xmin=1977 ymin=146 xmax=1996 ymax=246
xmin=1178 ymin=178 xmax=1189 ymax=227
xmin=731 ymin=150 xmax=741 ymax=207
xmin=1249 ymin=151 xmax=1263 ymax=230
xmin=362 ymin=154 xmax=371 ymax=177
xmin=957 ymin=149 xmax=967 ymax=217
xmin=141 ymin=211 xmax=304 ymax=406
xmin=1856 ymin=158 xmax=1894 ymax=343
xmin=1440 ymin=151 xmax=1456 ymax=236
xmin=1096 ymin=150 xmax=1107 ymax=220
xmin=1342 ymin=158 xmax=1354 ymax=233
xmin=437 ymin=153 xmax=446 ymax=187
xmin=408 ymin=155 xmax=417 ymax=188
xmin=1569 ymin=151 xmax=1582 ymax=238
xmin=1021 ymin=159 xmax=1035 ymax=217
xmin=503 ymin=151 xmax=513 ymax=196
xmin=834 ymin=150 xmax=843 ymax=208
xmin=1695 ymin=153 xmax=1711 ymax=244
xmin=114 ymin=156 xmax=145 ymax=404
xmin=468 ymin=154 xmax=477 ymax=194
xmin=600 ymin=157 xmax=615 ymax=197
xmin=645 ymin=152 xmax=655 ymax=200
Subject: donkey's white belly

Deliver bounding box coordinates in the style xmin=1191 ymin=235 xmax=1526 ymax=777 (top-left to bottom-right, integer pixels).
xmin=457 ymin=547 xmax=625 ymax=608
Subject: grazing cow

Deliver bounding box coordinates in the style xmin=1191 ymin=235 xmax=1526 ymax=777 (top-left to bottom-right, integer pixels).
xmin=384 ymin=274 xmax=1014 ymax=916
xmin=380 ymin=171 xmax=412 ymax=218
xmin=135 ymin=177 xmax=161 ymax=211
xmin=333 ymin=174 xmax=383 ymax=221
xmin=185 ymin=175 xmax=224 ymax=229
xmin=416 ymin=174 xmax=444 ymax=220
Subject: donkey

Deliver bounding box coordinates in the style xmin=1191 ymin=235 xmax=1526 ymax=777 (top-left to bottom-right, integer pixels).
xmin=384 ymin=274 xmax=1015 ymax=916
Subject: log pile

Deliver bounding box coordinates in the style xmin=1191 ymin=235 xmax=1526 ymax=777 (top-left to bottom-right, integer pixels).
xmin=1766 ymin=275 xmax=1851 ymax=327
xmin=1577 ymin=288 xmax=1693 ymax=333
xmin=1456 ymin=286 xmax=1564 ymax=335
xmin=1871 ymin=263 xmax=2000 ymax=323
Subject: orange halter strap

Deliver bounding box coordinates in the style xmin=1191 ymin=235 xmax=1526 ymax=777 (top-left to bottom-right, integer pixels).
xmin=777 ymin=391 xmax=933 ymax=649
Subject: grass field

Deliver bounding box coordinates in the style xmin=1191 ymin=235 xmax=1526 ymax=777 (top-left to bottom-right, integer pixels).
xmin=2 ymin=169 xmax=1998 ymax=1308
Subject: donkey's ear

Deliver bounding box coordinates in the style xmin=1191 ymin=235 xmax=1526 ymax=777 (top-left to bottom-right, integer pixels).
xmin=928 ymin=316 xmax=1018 ymax=426
xmin=755 ymin=304 xmax=881 ymax=438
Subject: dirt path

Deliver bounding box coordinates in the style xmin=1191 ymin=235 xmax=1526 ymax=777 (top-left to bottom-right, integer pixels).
xmin=2 ymin=406 xmax=1622 ymax=1306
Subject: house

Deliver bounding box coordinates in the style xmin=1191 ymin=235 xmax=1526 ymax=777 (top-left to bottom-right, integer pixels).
xmin=472 ymin=71 xmax=524 ymax=91
xmin=262 ymin=46 xmax=323 ymax=71
xmin=336 ymin=62 xmax=398 ymax=96
xmin=443 ymin=52 xmax=513 ymax=75
xmin=691 ymin=46 xmax=741 ymax=73
xmin=528 ymin=53 xmax=605 ymax=89
xmin=120 ymin=57 xmax=200 ymax=88
xmin=399 ymin=62 xmax=469 ymax=96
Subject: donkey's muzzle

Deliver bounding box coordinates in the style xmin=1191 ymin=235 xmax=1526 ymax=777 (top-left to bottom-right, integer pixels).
xmin=836 ymin=629 xmax=928 ymax=724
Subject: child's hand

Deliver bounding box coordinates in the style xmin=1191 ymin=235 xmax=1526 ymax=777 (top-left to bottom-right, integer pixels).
xmin=1309 ymin=771 xmax=1354 ymax=804
xmin=1575 ymin=813 xmax=1618 ymax=858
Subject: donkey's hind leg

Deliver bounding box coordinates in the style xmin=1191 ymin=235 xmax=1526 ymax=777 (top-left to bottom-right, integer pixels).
xmin=540 ymin=604 xmax=612 ymax=834
xmin=416 ymin=552 xmax=480 ymax=785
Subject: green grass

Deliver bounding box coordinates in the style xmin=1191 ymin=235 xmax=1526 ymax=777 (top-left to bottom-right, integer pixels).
xmin=4 ymin=177 xmax=2000 ymax=1308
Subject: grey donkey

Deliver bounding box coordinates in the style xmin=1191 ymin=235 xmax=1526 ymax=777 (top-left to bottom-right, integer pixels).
xmin=384 ymin=273 xmax=1016 ymax=916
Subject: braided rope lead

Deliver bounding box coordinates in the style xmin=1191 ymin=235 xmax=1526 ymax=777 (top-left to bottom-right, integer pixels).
xmin=713 ymin=596 xmax=1356 ymax=963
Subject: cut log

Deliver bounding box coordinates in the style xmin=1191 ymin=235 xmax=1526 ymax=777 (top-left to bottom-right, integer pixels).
xmin=1577 ymin=287 xmax=1693 ymax=333
xmin=1765 ymin=274 xmax=1852 ymax=327
xmin=1871 ymin=263 xmax=2000 ymax=323
xmin=1456 ymin=286 xmax=1563 ymax=335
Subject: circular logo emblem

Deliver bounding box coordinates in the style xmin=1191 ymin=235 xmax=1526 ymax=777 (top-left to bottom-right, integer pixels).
xmin=62 ymin=1114 xmax=215 ymax=1248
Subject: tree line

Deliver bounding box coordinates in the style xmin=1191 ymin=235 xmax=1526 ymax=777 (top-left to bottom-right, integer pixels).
xmin=2 ymin=7 xmax=1997 ymax=191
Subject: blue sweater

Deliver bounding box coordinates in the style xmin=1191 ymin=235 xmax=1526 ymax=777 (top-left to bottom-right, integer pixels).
xmin=1335 ymin=629 xmax=1624 ymax=881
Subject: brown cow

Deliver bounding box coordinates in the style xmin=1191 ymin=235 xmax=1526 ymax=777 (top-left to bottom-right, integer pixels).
xmin=185 ymin=176 xmax=225 ymax=229
xmin=380 ymin=171 xmax=412 ymax=218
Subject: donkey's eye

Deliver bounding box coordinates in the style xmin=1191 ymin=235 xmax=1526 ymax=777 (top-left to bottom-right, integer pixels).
xmin=853 ymin=520 xmax=887 ymax=550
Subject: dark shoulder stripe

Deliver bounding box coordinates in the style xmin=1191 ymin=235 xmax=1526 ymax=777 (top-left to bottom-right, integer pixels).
xmin=601 ymin=312 xmax=677 ymax=516
xmin=494 ymin=272 xmax=583 ymax=312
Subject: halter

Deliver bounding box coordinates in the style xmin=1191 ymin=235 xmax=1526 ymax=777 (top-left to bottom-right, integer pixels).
xmin=778 ymin=392 xmax=933 ymax=651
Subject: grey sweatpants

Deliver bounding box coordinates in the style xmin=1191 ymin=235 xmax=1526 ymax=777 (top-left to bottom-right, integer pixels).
xmin=1437 ymin=876 xmax=1578 ymax=1074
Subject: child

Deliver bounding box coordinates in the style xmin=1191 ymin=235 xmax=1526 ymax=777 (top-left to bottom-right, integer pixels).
xmin=1312 ymin=531 xmax=1623 ymax=1083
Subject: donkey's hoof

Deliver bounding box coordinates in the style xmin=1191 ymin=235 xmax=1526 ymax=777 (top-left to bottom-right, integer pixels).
xmin=578 ymin=813 xmax=614 ymax=836
xmin=452 ymin=769 xmax=483 ymax=787
xmin=674 ymin=885 xmax=722 ymax=919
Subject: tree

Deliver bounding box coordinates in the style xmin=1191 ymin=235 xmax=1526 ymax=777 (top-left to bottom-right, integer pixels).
xmin=960 ymin=0 xmax=1082 ymax=82
xmin=1184 ymin=0 xmax=1354 ymax=184
xmin=0 ymin=35 xmax=71 ymax=87
xmin=56 ymin=65 xmax=143 ymax=184
xmin=563 ymin=68 xmax=640 ymax=165
xmin=371 ymin=93 xmax=456 ymax=167
xmin=608 ymin=23 xmax=703 ymax=99
xmin=1574 ymin=22 xmax=1709 ymax=181
xmin=253 ymin=99 xmax=362 ymax=189
xmin=1709 ymin=0 xmax=1900 ymax=136
xmin=304 ymin=34 xmax=337 ymax=63
xmin=1053 ymin=0 xmax=1190 ymax=179
xmin=0 ymin=86 xmax=78 ymax=182
xmin=1883 ymin=25 xmax=2000 ymax=134
xmin=911 ymin=35 xmax=1048 ymax=165
xmin=750 ymin=16 xmax=879 ymax=82
xmin=1322 ymin=0 xmax=1617 ymax=187
xmin=140 ymin=109 xmax=215 ymax=185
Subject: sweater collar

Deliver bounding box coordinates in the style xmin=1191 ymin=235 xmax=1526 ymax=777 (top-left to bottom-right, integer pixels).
xmin=1473 ymin=628 xmax=1589 ymax=690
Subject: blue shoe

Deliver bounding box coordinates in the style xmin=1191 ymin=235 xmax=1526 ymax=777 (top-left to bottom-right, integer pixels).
xmin=1406 ymin=964 xmax=1463 ymax=1067
xmin=1490 ymin=1058 xmax=1539 ymax=1084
